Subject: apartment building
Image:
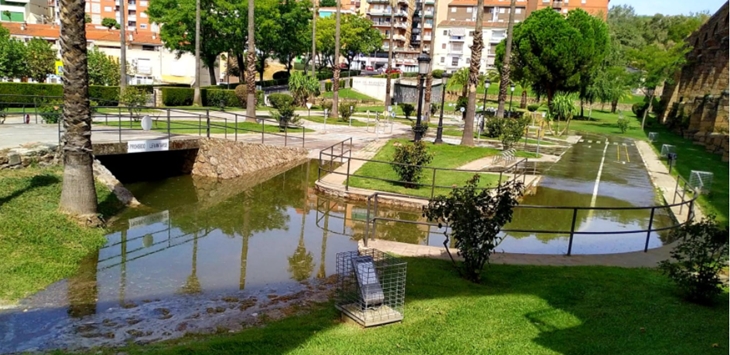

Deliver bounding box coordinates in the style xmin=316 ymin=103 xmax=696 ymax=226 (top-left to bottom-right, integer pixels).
xmin=2 ymin=22 xmax=209 ymax=85
xmin=0 ymin=0 xmax=50 ymax=23
xmin=46 ymin=0 xmax=155 ymax=32
xmin=433 ymin=0 xmax=609 ymax=73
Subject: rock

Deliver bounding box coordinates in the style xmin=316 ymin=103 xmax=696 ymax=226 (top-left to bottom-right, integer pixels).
xmin=7 ymin=153 xmax=20 ymax=166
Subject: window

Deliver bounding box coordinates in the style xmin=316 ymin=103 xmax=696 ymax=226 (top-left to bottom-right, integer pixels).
xmin=92 ymin=14 xmax=101 ymax=24
xmin=451 ymin=57 xmax=459 ymax=66
xmin=451 ymin=7 xmax=456 ymax=12
xmin=142 ymin=45 xmax=154 ymax=51
xmin=469 ymin=31 xmax=474 ymax=36
xmin=443 ymin=30 xmax=448 ymax=35
xmin=440 ymin=56 xmax=445 ymax=63
xmin=442 ymin=43 xmax=446 ymax=49
xmin=140 ymin=23 xmax=147 ymax=29
xmin=140 ymin=0 xmax=148 ymax=5
xmin=466 ymin=58 xmax=470 ymax=64
xmin=500 ymin=8 xmax=506 ymax=13
xmin=141 ymin=12 xmax=147 ymax=18
xmin=581 ymin=0 xmax=586 ymax=3
xmin=104 ymin=6 xmax=111 ymax=11
xmin=91 ymin=3 xmax=100 ymax=12
xmin=466 ymin=7 xmax=472 ymax=13
xmin=516 ymin=8 xmax=521 ymax=14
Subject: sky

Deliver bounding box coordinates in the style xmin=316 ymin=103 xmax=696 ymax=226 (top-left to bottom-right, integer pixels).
xmin=609 ymin=0 xmax=727 ymax=16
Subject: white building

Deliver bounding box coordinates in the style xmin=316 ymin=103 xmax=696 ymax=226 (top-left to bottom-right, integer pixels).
xmin=431 ymin=23 xmax=508 ymax=74
xmin=0 ymin=0 xmax=50 ymax=24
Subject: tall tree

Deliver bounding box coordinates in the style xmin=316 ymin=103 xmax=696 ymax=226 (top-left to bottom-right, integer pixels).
xmin=496 ymin=0 xmax=516 ymax=119
xmin=315 ymin=14 xmax=381 ymax=68
xmin=274 ymin=0 xmax=312 ymax=73
xmin=87 ymin=47 xmax=121 ymax=86
xmin=120 ymin=0 xmax=127 ymax=92
xmin=0 ymin=27 xmax=28 ymax=80
xmin=246 ymin=0 xmax=256 ymax=119
xmin=26 ymin=37 xmax=57 ymax=83
xmin=461 ymin=0 xmax=485 ymax=147
xmin=193 ymin=0 xmax=202 ymax=106
xmin=58 ymin=0 xmax=98 ymax=217
xmin=310 ymin=0 xmax=317 ymax=75
xmin=384 ymin=0 xmax=396 ymax=110
xmin=331 ymin=0 xmax=340 ymax=119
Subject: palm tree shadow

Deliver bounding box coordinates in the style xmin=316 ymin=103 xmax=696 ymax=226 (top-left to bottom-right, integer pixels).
xmin=0 ymin=174 xmax=60 ymax=207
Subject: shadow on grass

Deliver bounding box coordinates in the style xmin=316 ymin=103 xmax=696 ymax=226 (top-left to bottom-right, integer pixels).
xmin=107 ymin=258 xmax=728 ymax=355
xmin=0 ymin=174 xmax=59 ymax=207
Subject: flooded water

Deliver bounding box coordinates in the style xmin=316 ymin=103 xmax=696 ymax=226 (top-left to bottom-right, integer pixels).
xmin=0 ymin=137 xmax=674 ymax=353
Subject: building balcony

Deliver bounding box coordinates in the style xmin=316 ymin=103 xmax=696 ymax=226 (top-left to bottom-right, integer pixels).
xmin=395 ymin=22 xmax=407 ymax=29
xmin=448 ymin=47 xmax=463 ymax=54
xmin=552 ymin=1 xmax=563 ymax=8
xmin=127 ymin=14 xmax=137 ymax=21
xmin=424 ymin=11 xmax=433 ymax=17
xmin=128 ymin=4 xmax=136 ymax=10
xmin=394 ymin=11 xmax=408 ymax=17
xmin=424 ymin=22 xmax=432 ymax=28
xmin=373 ymin=21 xmax=391 ymax=27
xmin=490 ymin=35 xmax=505 ymax=43
xmin=449 ymin=36 xmax=465 ymax=42
xmin=424 ymin=0 xmax=434 ymax=4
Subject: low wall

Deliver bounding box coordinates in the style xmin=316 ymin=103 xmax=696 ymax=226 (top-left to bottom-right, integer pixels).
xmin=351 ymin=77 xmax=392 ymax=102
xmin=0 ymin=143 xmax=58 ymax=170
xmin=191 ymin=138 xmax=309 ymax=179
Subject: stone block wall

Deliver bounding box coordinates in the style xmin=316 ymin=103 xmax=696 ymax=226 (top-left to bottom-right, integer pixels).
xmin=0 ymin=143 xmax=59 ymax=170
xmin=191 ymin=138 xmax=309 ymax=179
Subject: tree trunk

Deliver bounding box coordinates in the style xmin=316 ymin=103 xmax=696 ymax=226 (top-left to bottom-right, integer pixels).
xmin=332 ymin=0 xmax=341 ymax=119
xmin=422 ymin=0 xmax=439 ymax=123
xmin=496 ymin=0 xmax=516 ymax=119
xmin=246 ymin=0 xmax=256 ymax=120
xmin=580 ymin=99 xmax=584 ymax=118
xmin=611 ymin=99 xmax=618 ymax=113
xmin=59 ymin=0 xmax=98 ymax=218
xmin=208 ymin=65 xmax=217 ymax=86
xmin=520 ymin=90 xmax=527 ymax=109
xmin=462 ymin=0 xmax=484 ymax=147
xmin=236 ymin=53 xmax=245 ymax=83
xmin=311 ymin=0 xmax=317 ymax=76
xmin=384 ymin=5 xmax=395 ymax=108
xmin=641 ymin=92 xmax=654 ymax=129
xmin=192 ymin=0 xmax=202 ymax=106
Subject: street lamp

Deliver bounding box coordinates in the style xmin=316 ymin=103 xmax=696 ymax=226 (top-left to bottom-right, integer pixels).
xmin=414 ymin=51 xmax=430 ymax=141
xmin=434 ymin=72 xmax=451 ymax=144
xmin=508 ymin=83 xmax=515 ymax=116
xmin=482 ymin=78 xmax=490 ymax=113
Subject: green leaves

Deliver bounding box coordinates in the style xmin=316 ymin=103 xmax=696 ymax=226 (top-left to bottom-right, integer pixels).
xmin=87 ymin=47 xmax=121 ymax=86
xmin=390 ymin=141 xmax=434 ymax=188
xmin=315 ymin=14 xmax=383 ymax=68
xmin=25 ymin=38 xmax=57 ymax=83
xmin=288 ymin=72 xmax=320 ymax=106
xmin=0 ymin=27 xmax=28 ymax=79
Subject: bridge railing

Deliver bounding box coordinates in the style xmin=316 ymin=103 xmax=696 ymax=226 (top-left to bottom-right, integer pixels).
xmin=52 ymin=106 xmax=307 ymax=148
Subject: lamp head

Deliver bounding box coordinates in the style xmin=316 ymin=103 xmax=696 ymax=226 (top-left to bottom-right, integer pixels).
xmin=510 ymin=84 xmax=515 ymax=92
xmin=417 ymin=51 xmax=431 ymax=75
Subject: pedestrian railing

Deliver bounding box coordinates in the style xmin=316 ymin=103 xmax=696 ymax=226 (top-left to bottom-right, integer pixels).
xmin=361 ymin=190 xmax=697 ymax=256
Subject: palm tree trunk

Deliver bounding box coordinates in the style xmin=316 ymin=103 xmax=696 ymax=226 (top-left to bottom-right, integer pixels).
xmin=311 ymin=0 xmax=317 ymax=76
xmin=332 ymin=0 xmax=341 ymax=119
xmin=384 ymin=3 xmax=396 ymax=109
xmin=461 ymin=0 xmax=484 ymax=147
xmin=520 ymin=90 xmax=527 ymax=109
xmin=119 ymin=0 xmax=127 ymax=91
xmin=59 ymin=0 xmax=98 ymax=217
xmin=193 ymin=0 xmax=202 ymax=106
xmin=496 ymin=0 xmax=516 ymax=119
xmin=246 ymin=0 xmax=256 ymax=120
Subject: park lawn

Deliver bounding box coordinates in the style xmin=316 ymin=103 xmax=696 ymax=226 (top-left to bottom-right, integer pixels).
xmin=348 ymin=139 xmax=524 ymax=198
xmin=87 ymin=258 xmax=729 ymax=355
xmin=0 ymin=166 xmax=123 ymax=304
xmin=442 ymin=128 xmax=556 ymax=146
xmin=560 ymin=109 xmax=649 ymax=141
xmin=321 ymin=89 xmax=380 ymax=102
xmin=303 ymin=115 xmax=368 ymax=127
xmin=95 ymin=120 xmax=313 ymax=135
xmin=96 ymin=108 xmax=161 ymax=114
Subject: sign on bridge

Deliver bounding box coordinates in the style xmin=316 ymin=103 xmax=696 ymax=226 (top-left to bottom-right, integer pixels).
xmin=127 ymin=139 xmax=170 ymax=153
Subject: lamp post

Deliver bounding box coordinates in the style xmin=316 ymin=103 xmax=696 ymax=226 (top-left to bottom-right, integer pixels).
xmin=508 ymin=83 xmax=515 ymax=116
xmin=482 ymin=78 xmax=490 ymax=113
xmin=434 ymin=72 xmax=451 ymax=144
xmin=414 ymin=51 xmax=430 ymax=141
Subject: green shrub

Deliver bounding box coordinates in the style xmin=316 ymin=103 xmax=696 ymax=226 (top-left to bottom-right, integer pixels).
xmin=500 ymin=117 xmax=529 ymax=149
xmin=632 ymin=102 xmax=648 ymax=118
xmin=617 ymin=117 xmax=629 ymax=133
xmin=268 ymin=93 xmax=294 ymax=110
xmin=399 ymin=103 xmax=415 ymax=120
xmin=527 ymin=104 xmax=540 ymax=112
xmin=293 ymin=62 xmax=306 ymax=71
xmin=430 ymin=103 xmax=439 ymax=116
xmin=161 ymin=87 xmax=194 ymax=106
xmin=484 ymin=118 xmax=504 ymax=138
xmin=659 ymin=216 xmax=729 ymax=305
xmin=321 ymin=99 xmax=333 ymax=113
xmin=38 ymin=100 xmax=62 ymax=124
xmin=456 ymin=96 xmax=468 ymax=118
xmin=289 ymin=72 xmax=320 ymax=106
xmin=325 ymin=81 xmax=333 ymax=92
xmin=88 ymin=86 xmax=120 ymax=105
xmin=0 ymin=83 xmax=119 ymax=106
xmin=119 ymin=87 xmax=149 ymax=120
xmin=339 ymin=101 xmax=356 ymax=122
xmin=234 ymin=85 xmax=248 ymax=108
xmin=272 ymin=71 xmax=290 ymax=81
xmin=390 ymin=140 xmax=434 ymax=188
xmin=423 ymin=176 xmax=524 ymax=282
xmin=205 ymin=89 xmax=238 ymax=108
xmin=432 ymin=69 xmax=444 ymax=78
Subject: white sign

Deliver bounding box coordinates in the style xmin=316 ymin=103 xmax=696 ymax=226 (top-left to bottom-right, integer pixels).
xmin=128 ymin=210 xmax=169 ymax=230
xmin=306 ymin=102 xmax=312 ymax=109
xmin=127 ymin=138 xmax=170 ymax=153
xmin=140 ymin=115 xmax=152 ymax=131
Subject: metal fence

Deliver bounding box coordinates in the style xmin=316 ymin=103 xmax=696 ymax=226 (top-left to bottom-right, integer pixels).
xmin=361 ymin=190 xmax=696 ymax=256
xmin=317 ymin=138 xmax=529 ymax=200
xmin=50 ymin=106 xmax=307 ymax=148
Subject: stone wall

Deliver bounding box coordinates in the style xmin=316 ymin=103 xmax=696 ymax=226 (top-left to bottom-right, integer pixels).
xmin=0 ymin=143 xmax=58 ymax=170
xmin=191 ymin=138 xmax=309 ymax=179
xmin=659 ymin=1 xmax=729 ymax=161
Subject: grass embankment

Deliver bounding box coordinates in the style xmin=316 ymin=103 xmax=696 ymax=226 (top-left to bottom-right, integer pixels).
xmin=321 ymin=88 xmax=380 ymax=102
xmin=95 ymin=120 xmax=313 ymax=134
xmin=555 ymin=109 xmax=728 ymax=224
xmin=348 ymin=139 xmax=533 ymax=198
xmin=0 ymin=167 xmax=122 ymax=303
xmin=86 ymin=258 xmax=729 ymax=355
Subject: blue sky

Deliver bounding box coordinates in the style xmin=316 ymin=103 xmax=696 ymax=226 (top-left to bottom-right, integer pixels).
xmin=610 ymin=0 xmax=726 ymax=15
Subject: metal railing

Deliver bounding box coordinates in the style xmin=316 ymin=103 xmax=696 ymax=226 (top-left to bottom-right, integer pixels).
xmin=317 ymin=138 xmax=529 ymax=200
xmin=361 ymin=191 xmax=697 ymax=255
xmin=673 ymin=174 xmax=697 ymax=214
xmin=52 ymin=106 xmax=307 ymax=148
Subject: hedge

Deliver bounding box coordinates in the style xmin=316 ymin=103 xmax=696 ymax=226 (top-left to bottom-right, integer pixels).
xmin=205 ymin=89 xmax=239 ymax=107
xmin=161 ymin=87 xmax=195 ymax=106
xmin=161 ymin=87 xmax=246 ymax=107
xmin=0 ymin=82 xmax=130 ymax=106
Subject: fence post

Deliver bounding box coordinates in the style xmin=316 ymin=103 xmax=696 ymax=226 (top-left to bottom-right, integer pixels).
xmin=285 ymin=123 xmax=288 ymax=146
xmin=364 ymin=196 xmax=370 ymax=247
xmin=345 ymin=152 xmax=352 ymax=191
xmin=206 ymin=109 xmax=210 ymax=138
xmin=687 ymin=200 xmax=694 ymax=223
xmin=644 ymin=207 xmax=655 ymax=252
xmin=261 ymin=119 xmax=265 ymax=144
xmin=673 ymin=178 xmax=679 ymax=204
xmin=234 ymin=113 xmax=238 ymax=142
xmin=302 ymin=124 xmax=305 ymax=148
xmin=567 ymin=208 xmax=578 ymax=256
xmin=166 ymin=109 xmax=171 ymax=140
xmin=431 ymin=169 xmax=437 ymax=199
xmin=198 ymin=114 xmax=201 ymax=136
xmin=372 ymin=195 xmax=379 ymax=241
xmin=118 ymin=113 xmax=122 ymax=143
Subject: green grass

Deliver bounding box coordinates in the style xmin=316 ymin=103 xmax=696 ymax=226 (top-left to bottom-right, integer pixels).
xmin=321 ymin=88 xmax=380 ymax=102
xmin=95 ymin=120 xmax=313 ymax=134
xmin=442 ymin=128 xmax=556 ymax=146
xmin=0 ymin=166 xmax=123 ymax=304
xmin=303 ymin=114 xmax=368 ymax=127
xmin=95 ymin=108 xmax=161 ymax=114
xmin=348 ymin=139 xmax=530 ymax=198
xmin=81 ymin=258 xmax=729 ymax=355
xmin=557 ymin=110 xmax=650 ymax=141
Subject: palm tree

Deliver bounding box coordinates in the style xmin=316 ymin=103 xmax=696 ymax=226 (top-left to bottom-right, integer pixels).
xmin=192 ymin=0 xmax=202 ymax=106
xmin=462 ymin=0 xmax=485 ymax=147
xmin=178 ymin=232 xmax=202 ymax=294
xmin=316 ymin=213 xmax=329 ymax=279
xmin=496 ymin=0 xmax=516 ymax=119
xmin=246 ymin=0 xmax=256 ymax=120
xmin=422 ymin=0 xmax=439 ymax=122
xmin=310 ymin=0 xmax=318 ymax=75
xmin=331 ymin=0 xmax=341 ymax=119
xmin=58 ymin=0 xmax=99 ymax=217
xmin=383 ymin=0 xmax=397 ymax=110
